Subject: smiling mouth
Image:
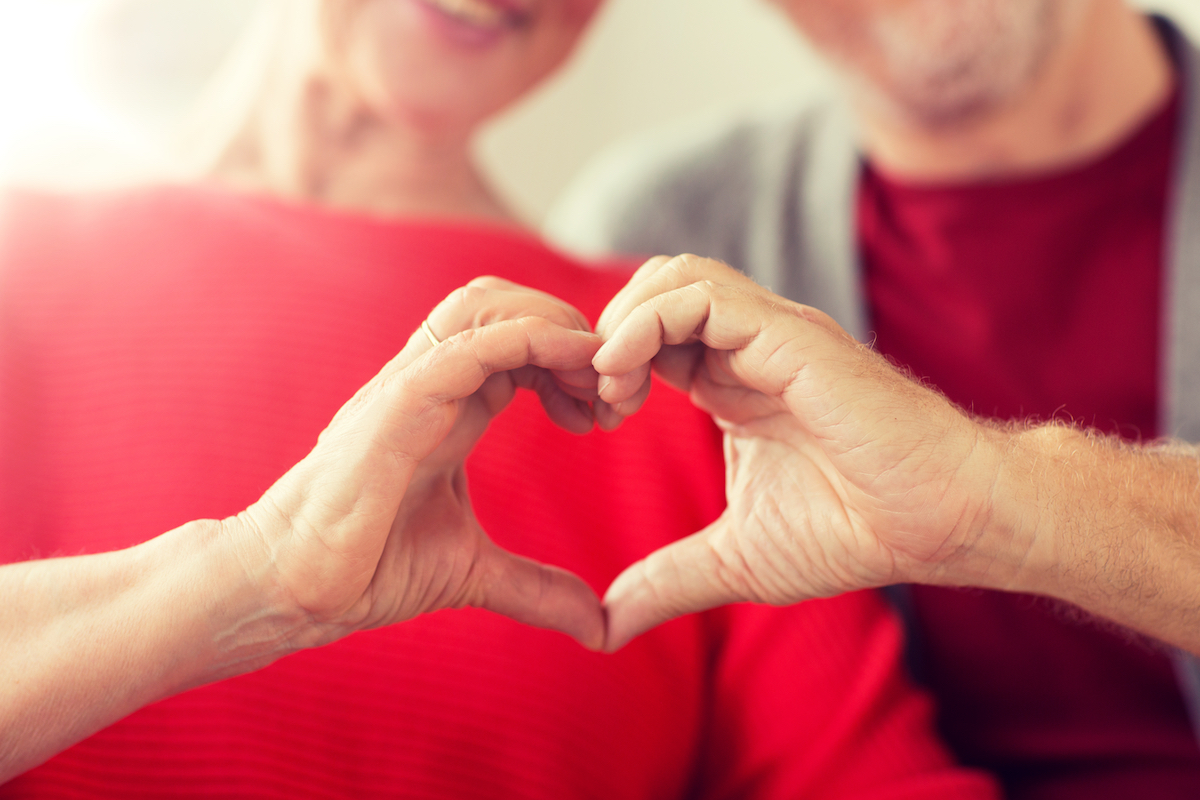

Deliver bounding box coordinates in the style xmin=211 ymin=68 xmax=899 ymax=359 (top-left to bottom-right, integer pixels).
xmin=418 ymin=0 xmax=527 ymax=29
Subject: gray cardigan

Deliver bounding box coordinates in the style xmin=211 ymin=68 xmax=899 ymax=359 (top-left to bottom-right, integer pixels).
xmin=547 ymin=16 xmax=1200 ymax=739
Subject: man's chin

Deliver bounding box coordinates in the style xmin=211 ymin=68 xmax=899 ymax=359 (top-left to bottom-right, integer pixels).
xmin=849 ymin=0 xmax=1062 ymax=129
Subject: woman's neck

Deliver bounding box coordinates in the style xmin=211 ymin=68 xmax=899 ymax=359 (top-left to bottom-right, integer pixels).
xmin=209 ymin=57 xmax=515 ymax=224
xmin=308 ymin=119 xmax=513 ymax=223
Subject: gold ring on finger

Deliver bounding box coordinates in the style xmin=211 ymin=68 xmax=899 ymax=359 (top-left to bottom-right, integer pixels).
xmin=420 ymin=319 xmax=442 ymax=347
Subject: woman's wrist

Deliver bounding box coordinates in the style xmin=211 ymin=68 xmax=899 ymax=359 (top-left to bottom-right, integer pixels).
xmin=0 ymin=517 xmax=320 ymax=781
xmin=138 ymin=517 xmax=320 ymax=694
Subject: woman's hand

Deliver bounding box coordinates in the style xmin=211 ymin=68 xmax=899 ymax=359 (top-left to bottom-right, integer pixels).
xmin=1 ymin=279 xmax=606 ymax=782
xmin=591 ymin=256 xmax=1012 ymax=652
xmin=234 ymin=278 xmax=608 ymax=652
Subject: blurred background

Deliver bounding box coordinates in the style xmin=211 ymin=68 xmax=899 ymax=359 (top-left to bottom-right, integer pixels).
xmin=0 ymin=0 xmax=1197 ymax=225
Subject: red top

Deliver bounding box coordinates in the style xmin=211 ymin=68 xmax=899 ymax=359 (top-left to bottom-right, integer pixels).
xmin=0 ymin=187 xmax=996 ymax=799
xmin=859 ymin=84 xmax=1200 ymax=797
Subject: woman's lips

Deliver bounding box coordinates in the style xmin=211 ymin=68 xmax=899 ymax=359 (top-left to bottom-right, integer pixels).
xmin=415 ymin=0 xmax=529 ymax=31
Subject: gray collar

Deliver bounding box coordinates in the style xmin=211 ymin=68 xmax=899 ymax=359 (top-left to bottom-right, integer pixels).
xmin=1162 ymin=16 xmax=1200 ymax=442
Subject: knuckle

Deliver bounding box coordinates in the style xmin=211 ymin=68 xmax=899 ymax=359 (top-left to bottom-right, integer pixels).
xmin=450 ymin=325 xmax=482 ymax=346
xmin=439 ymin=284 xmax=488 ymax=320
xmin=459 ymin=283 xmax=489 ymax=308
xmin=662 ymin=255 xmax=692 ymax=279
xmin=640 ymin=255 xmax=674 ymax=274
xmin=455 ymin=285 xmax=496 ymax=330
xmin=467 ymin=275 xmax=507 ymax=290
xmin=378 ymin=369 xmax=421 ymax=410
xmin=429 ymin=287 xmax=475 ymax=334
xmin=444 ymin=285 xmax=469 ymax=311
xmin=517 ymin=315 xmax=551 ymax=334
xmin=673 ymin=253 xmax=719 ymax=276
xmin=804 ymin=305 xmax=837 ymax=328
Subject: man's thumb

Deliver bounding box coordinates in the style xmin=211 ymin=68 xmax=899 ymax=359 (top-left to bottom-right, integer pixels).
xmin=601 ymin=515 xmax=746 ymax=652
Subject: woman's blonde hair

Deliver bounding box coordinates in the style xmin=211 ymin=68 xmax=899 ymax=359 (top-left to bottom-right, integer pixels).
xmin=183 ymin=0 xmax=363 ymax=197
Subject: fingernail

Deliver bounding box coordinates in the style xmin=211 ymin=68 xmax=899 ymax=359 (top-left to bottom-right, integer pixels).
xmin=593 ymin=400 xmax=625 ymax=432
xmin=592 ymin=340 xmax=613 ymax=371
xmin=594 ymin=309 xmax=612 ymax=338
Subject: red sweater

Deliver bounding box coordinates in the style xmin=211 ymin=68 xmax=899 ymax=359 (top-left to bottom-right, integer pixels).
xmin=0 ymin=187 xmax=996 ymax=799
xmin=859 ymin=84 xmax=1200 ymax=797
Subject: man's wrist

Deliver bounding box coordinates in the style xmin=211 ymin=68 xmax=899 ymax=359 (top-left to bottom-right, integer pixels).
xmin=932 ymin=420 xmax=1057 ymax=594
xmin=980 ymin=423 xmax=1071 ymax=596
xmin=954 ymin=422 xmax=1200 ymax=652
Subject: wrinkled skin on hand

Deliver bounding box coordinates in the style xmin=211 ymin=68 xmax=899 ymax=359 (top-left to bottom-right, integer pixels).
xmin=592 ymin=255 xmax=1004 ymax=652
xmin=232 ymin=278 xmax=609 ymax=654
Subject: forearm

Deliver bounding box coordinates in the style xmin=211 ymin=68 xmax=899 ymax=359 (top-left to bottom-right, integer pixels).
xmin=987 ymin=423 xmax=1200 ymax=653
xmin=0 ymin=520 xmax=307 ymax=782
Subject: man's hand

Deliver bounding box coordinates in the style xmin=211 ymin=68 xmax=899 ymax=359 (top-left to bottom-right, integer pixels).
xmin=591 ymin=256 xmax=1039 ymax=652
xmin=593 ymin=255 xmax=1200 ymax=656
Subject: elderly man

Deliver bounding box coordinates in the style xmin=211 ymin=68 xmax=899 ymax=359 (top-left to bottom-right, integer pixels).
xmin=550 ymin=0 xmax=1200 ymax=797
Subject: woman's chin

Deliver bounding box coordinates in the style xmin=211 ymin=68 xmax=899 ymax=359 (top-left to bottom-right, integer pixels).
xmin=409 ymin=0 xmax=527 ymax=49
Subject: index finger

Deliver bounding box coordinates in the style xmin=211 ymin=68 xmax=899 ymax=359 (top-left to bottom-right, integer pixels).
xmin=404 ymin=317 xmax=603 ymax=408
xmin=328 ymin=317 xmax=601 ymax=467
xmin=391 ymin=279 xmax=598 ymax=380
xmin=595 ymin=254 xmax=755 ymax=339
xmin=593 ymin=281 xmax=815 ymax=405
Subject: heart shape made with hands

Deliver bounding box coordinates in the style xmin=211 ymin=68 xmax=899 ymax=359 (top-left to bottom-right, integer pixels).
xmin=275 ymin=257 xmax=987 ymax=658
xmin=442 ymin=258 xmax=986 ymax=657
xmin=246 ymin=277 xmax=620 ymax=654
xmin=358 ymin=276 xmax=690 ymax=655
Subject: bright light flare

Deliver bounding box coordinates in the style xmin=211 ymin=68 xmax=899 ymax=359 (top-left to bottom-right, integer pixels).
xmin=0 ymin=0 xmax=154 ymax=186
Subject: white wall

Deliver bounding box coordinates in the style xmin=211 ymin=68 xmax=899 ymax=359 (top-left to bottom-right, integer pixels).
xmin=476 ymin=0 xmax=831 ymax=224
xmin=477 ymin=0 xmax=1200 ymax=224
xmin=1 ymin=0 xmax=1197 ymax=220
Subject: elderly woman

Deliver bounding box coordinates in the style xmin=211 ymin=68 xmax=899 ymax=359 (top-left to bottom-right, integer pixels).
xmin=0 ymin=1 xmax=998 ymax=797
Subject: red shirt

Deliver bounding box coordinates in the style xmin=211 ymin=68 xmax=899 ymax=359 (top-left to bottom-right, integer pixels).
xmin=0 ymin=187 xmax=996 ymax=799
xmin=859 ymin=84 xmax=1200 ymax=797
